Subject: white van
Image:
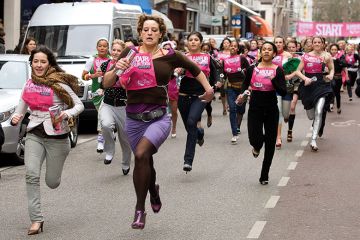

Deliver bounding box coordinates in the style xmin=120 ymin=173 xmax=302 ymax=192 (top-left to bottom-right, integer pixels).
xmin=23 ymin=2 xmax=143 ymax=122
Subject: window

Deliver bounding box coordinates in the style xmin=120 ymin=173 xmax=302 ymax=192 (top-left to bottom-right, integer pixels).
xmin=27 ymin=25 xmax=110 ymax=57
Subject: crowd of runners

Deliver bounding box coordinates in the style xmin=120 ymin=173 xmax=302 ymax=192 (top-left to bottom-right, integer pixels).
xmin=9 ymin=13 xmax=360 ymax=233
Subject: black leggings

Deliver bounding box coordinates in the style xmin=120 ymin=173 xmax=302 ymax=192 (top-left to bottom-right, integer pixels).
xmin=331 ymin=76 xmax=342 ymax=109
xmin=347 ymin=71 xmax=358 ymax=98
xmin=205 ymin=102 xmax=212 ymax=116
xmin=248 ymin=105 xmax=279 ymax=181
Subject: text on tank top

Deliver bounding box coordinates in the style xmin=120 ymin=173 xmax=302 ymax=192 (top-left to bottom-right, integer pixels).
xmin=120 ymin=51 xmax=157 ymax=90
xmin=185 ymin=53 xmax=211 ymax=78
xmin=302 ymin=53 xmax=324 ymax=74
xmin=223 ymin=55 xmax=242 ymax=74
xmin=250 ymin=66 xmax=277 ymax=92
xmin=22 ymin=79 xmax=54 ymax=111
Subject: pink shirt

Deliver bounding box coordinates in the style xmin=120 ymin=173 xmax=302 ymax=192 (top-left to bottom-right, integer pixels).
xmin=250 ymin=67 xmax=277 ymax=92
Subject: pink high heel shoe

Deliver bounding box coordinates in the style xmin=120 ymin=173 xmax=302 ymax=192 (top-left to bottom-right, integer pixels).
xmin=131 ymin=210 xmax=146 ymax=229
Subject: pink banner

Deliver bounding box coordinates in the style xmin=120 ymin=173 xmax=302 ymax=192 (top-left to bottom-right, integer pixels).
xmin=297 ymin=22 xmax=360 ymax=37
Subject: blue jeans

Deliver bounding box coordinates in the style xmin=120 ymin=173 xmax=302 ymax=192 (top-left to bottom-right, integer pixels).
xmin=178 ymin=95 xmax=206 ymax=165
xmin=226 ymin=88 xmax=246 ymax=136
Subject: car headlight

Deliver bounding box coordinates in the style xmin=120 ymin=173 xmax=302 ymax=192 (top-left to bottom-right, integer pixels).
xmin=0 ymin=107 xmax=15 ymax=123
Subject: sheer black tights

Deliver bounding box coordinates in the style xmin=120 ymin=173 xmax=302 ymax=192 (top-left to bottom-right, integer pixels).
xmin=133 ymin=137 xmax=157 ymax=211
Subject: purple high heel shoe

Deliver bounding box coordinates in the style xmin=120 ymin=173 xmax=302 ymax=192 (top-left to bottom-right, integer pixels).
xmin=131 ymin=210 xmax=146 ymax=229
xmin=150 ymin=184 xmax=162 ymax=213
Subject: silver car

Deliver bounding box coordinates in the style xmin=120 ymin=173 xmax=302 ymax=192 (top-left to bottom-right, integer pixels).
xmin=0 ymin=54 xmax=31 ymax=163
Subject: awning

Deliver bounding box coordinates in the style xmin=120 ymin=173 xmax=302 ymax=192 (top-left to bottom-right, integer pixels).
xmin=249 ymin=15 xmax=273 ymax=37
xmin=120 ymin=0 xmax=152 ymax=14
xmin=227 ymin=0 xmax=260 ymax=16
xmin=248 ymin=16 xmax=261 ymax=26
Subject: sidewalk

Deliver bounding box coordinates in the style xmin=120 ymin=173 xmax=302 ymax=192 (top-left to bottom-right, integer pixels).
xmin=260 ymin=95 xmax=360 ymax=240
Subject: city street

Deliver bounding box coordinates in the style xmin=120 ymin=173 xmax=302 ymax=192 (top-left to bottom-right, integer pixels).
xmin=1 ymin=94 xmax=360 ymax=239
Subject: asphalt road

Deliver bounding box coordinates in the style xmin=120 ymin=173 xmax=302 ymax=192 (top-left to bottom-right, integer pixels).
xmin=0 ymin=94 xmax=358 ymax=239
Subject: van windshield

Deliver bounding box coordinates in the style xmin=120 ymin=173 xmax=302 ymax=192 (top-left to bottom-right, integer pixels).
xmin=27 ymin=25 xmax=110 ymax=57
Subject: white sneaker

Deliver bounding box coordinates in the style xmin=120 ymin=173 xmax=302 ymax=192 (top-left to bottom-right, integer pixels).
xmin=105 ymin=154 xmax=113 ymax=160
xmin=97 ymin=141 xmax=104 ymax=153
xmin=231 ymin=136 xmax=238 ymax=145
xmin=310 ymin=140 xmax=318 ymax=151
xmin=104 ymin=153 xmax=113 ymax=165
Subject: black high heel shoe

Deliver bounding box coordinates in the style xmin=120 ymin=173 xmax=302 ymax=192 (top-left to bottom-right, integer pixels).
xmin=259 ymin=178 xmax=269 ymax=185
xmin=28 ymin=221 xmax=44 ymax=235
xmin=252 ymin=148 xmax=260 ymax=158
xmin=122 ymin=167 xmax=130 ymax=175
xmin=150 ymin=184 xmax=162 ymax=213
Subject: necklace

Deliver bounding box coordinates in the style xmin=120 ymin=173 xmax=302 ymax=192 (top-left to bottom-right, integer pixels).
xmin=140 ymin=46 xmax=160 ymax=56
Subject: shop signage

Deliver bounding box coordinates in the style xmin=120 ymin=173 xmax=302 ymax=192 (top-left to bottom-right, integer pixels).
xmin=231 ymin=15 xmax=241 ymax=29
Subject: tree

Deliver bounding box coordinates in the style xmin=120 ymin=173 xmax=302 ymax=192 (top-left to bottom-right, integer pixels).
xmin=313 ymin=0 xmax=360 ymax=22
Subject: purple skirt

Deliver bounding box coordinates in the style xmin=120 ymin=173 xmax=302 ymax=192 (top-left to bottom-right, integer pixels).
xmin=125 ymin=114 xmax=171 ymax=153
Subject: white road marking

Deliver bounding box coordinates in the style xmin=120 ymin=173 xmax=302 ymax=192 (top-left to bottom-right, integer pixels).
xmin=247 ymin=221 xmax=267 ymax=239
xmin=295 ymin=150 xmax=304 ymax=158
xmin=287 ymin=162 xmax=298 ymax=170
xmin=306 ymin=133 xmax=312 ymax=138
xmin=265 ymin=195 xmax=280 ymax=208
xmin=0 ymin=167 xmax=11 ymax=172
xmin=301 ymin=140 xmax=308 ymax=147
xmin=77 ymin=137 xmax=96 ymax=145
xmin=278 ymin=177 xmax=290 ymax=187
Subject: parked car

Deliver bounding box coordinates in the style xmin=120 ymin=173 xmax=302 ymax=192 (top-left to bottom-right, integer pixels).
xmin=0 ymin=54 xmax=79 ymax=164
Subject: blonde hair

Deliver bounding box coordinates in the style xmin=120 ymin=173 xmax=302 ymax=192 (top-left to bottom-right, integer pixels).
xmin=112 ymin=39 xmax=125 ymax=49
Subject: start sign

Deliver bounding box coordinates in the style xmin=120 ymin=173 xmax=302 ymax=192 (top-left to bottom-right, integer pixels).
xmin=297 ymin=21 xmax=360 ymax=37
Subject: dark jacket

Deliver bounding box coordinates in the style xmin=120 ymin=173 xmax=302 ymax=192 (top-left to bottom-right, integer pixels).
xmin=0 ymin=124 xmax=4 ymax=151
xmin=0 ymin=38 xmax=5 ymax=54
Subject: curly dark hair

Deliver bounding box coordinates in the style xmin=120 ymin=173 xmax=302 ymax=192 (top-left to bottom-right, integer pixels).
xmin=29 ymin=45 xmax=64 ymax=72
xmin=260 ymin=41 xmax=278 ymax=55
xmin=137 ymin=14 xmax=167 ymax=43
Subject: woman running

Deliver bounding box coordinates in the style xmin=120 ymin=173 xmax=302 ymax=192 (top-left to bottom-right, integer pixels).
xmin=273 ymin=36 xmax=292 ymax=149
xmin=218 ymin=37 xmax=232 ymax=115
xmin=284 ymin=40 xmax=302 ymax=142
xmin=99 ymin=39 xmax=132 ymax=174
xmin=178 ymin=31 xmax=219 ymax=172
xmin=345 ymin=44 xmax=360 ymax=101
xmin=329 ymin=43 xmax=347 ymax=114
xmin=161 ymin=40 xmax=179 ymax=138
xmin=82 ymin=38 xmax=110 ymax=153
xmin=103 ymin=15 xmax=213 ymax=229
xmin=237 ymin=41 xmax=286 ymax=185
xmin=296 ymin=36 xmax=334 ymax=151
xmin=11 ymin=46 xmax=84 ymax=235
xmin=220 ymin=40 xmax=249 ymax=144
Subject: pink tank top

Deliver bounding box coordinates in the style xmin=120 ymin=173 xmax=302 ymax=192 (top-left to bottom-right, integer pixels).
xmin=93 ymin=56 xmax=109 ymax=71
xmin=185 ymin=53 xmax=211 ymax=78
xmin=272 ymin=54 xmax=284 ymax=68
xmin=120 ymin=52 xmax=157 ymax=90
xmin=250 ymin=67 xmax=277 ymax=92
xmin=302 ymin=53 xmax=324 ymax=74
xmin=22 ymin=80 xmax=54 ymax=111
xmin=248 ymin=50 xmax=258 ymax=59
xmin=217 ymin=52 xmax=230 ymax=61
xmin=223 ymin=55 xmax=242 ymax=74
